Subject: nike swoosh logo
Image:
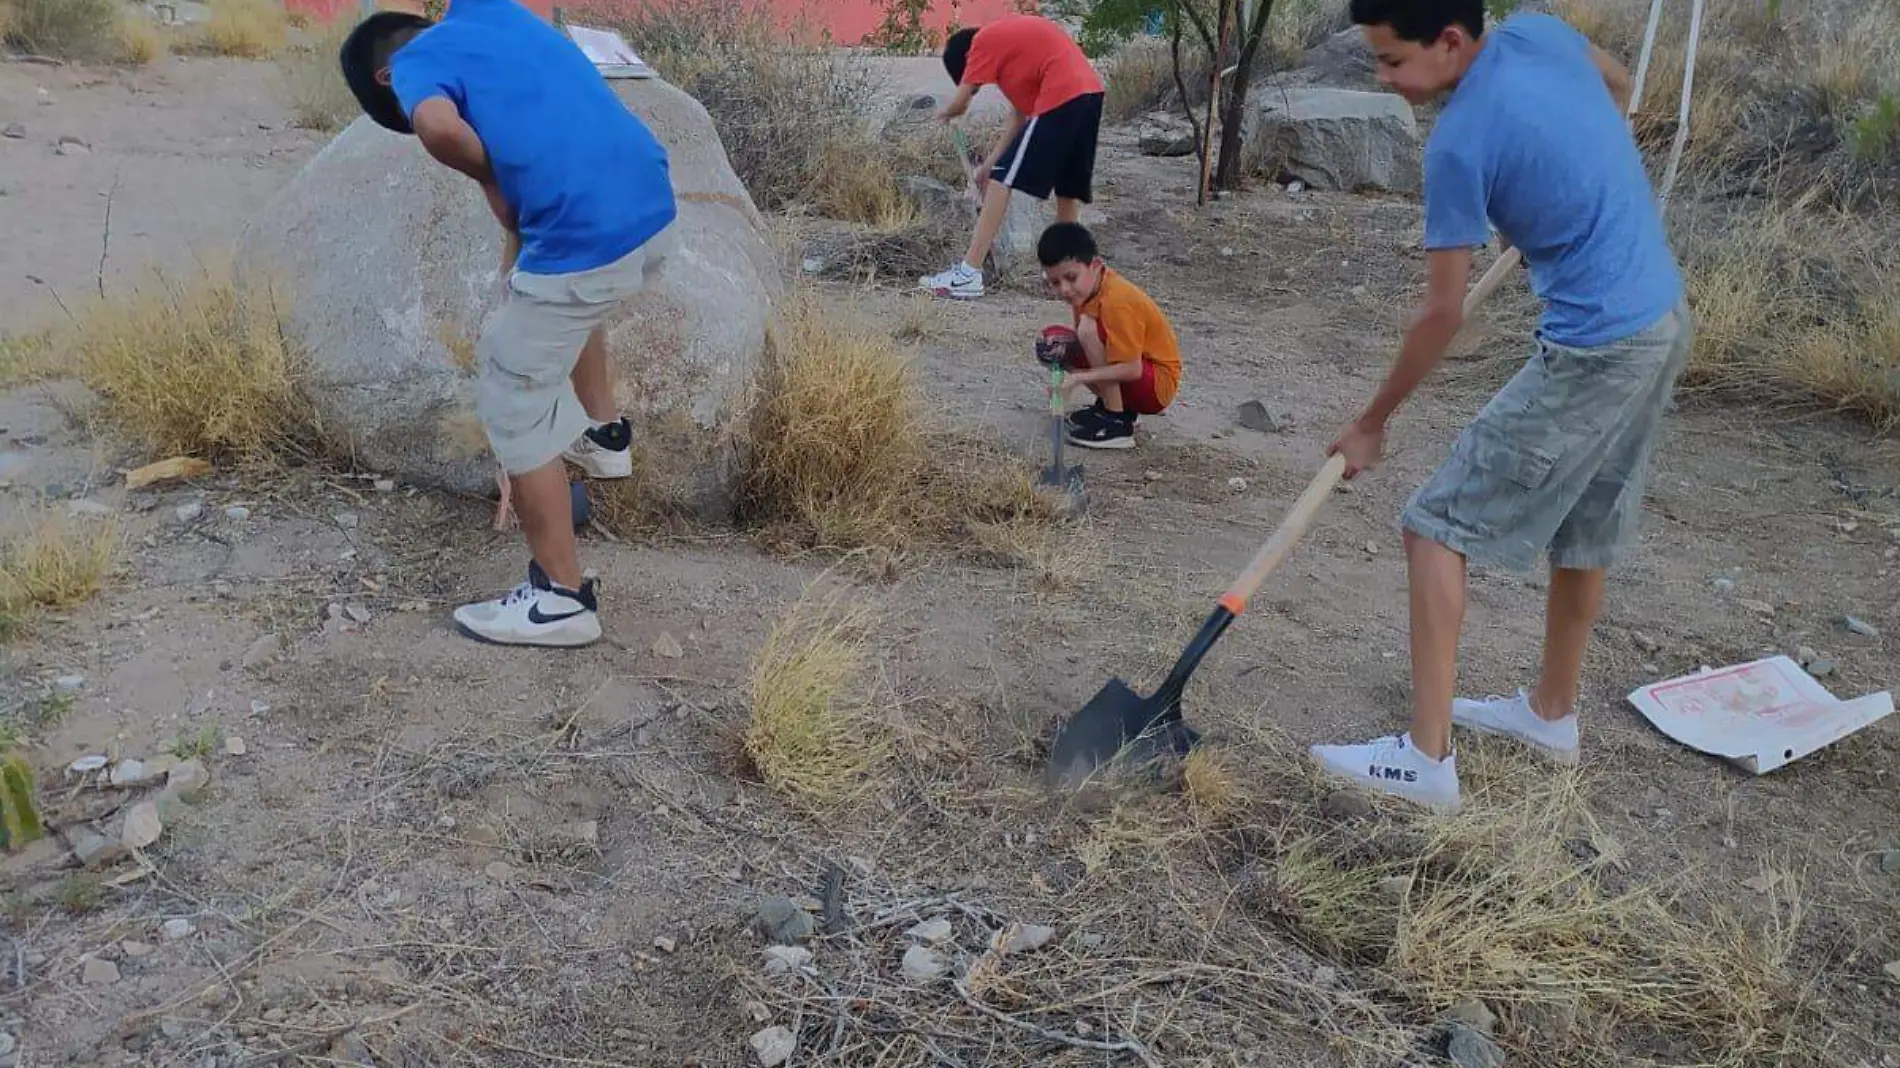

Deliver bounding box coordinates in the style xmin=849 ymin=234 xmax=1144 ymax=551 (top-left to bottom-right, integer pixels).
xmin=527 ymin=604 xmax=587 ymax=625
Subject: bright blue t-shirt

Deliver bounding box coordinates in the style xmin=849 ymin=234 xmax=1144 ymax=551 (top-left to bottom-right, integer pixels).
xmin=1423 ymin=13 xmax=1683 ymax=348
xmin=390 ymin=0 xmax=676 ymax=276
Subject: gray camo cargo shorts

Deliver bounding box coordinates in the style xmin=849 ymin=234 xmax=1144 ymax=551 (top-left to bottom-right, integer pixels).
xmin=1401 ymin=296 xmax=1694 ymax=573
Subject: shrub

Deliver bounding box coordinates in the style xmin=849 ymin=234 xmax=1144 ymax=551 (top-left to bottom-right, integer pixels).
xmin=283 ymin=14 xmax=361 ymax=131
xmin=743 ymin=586 xmax=890 ymax=809
xmin=192 ymin=0 xmax=287 ymax=57
xmin=0 ymin=0 xmax=122 ymax=59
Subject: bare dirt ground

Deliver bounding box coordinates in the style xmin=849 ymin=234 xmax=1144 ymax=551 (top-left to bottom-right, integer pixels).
xmin=4 ymin=50 xmax=1899 ymax=1068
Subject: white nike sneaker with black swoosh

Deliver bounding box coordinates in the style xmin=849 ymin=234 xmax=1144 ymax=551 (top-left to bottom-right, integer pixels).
xmin=453 ymin=562 xmax=602 ymax=647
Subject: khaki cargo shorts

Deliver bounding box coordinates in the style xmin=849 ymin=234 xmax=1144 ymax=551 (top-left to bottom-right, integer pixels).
xmin=475 ymin=225 xmax=676 ymax=475
xmin=1401 ymin=297 xmax=1694 ymax=573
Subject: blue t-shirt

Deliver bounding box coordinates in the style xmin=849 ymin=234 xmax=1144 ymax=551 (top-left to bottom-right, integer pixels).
xmin=391 ymin=0 xmax=677 ymax=276
xmin=1423 ymin=13 xmax=1682 ymax=348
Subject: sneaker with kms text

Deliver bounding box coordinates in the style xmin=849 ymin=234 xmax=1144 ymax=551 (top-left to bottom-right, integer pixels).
xmin=920 ymin=262 xmax=984 ymax=300
xmin=452 ymin=561 xmax=602 ymax=648
xmin=1452 ymin=689 xmax=1580 ymax=765
xmin=563 ymin=416 xmax=633 ymax=479
xmin=1066 ymin=411 xmax=1135 ymax=450
xmin=1309 ymin=732 xmax=1462 ymax=813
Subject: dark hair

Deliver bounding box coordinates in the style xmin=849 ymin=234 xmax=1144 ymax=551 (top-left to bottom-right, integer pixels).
xmin=942 ymin=27 xmax=978 ymax=85
xmin=1037 ymin=222 xmax=1099 ymax=268
xmin=339 ymin=11 xmax=434 ymax=134
xmin=1347 ymin=0 xmax=1483 ymax=43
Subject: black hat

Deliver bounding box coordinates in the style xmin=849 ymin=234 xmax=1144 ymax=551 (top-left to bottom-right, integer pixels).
xmin=339 ymin=11 xmax=435 ymax=134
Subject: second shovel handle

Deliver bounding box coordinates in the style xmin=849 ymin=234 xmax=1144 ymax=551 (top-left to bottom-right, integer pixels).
xmin=1216 ymin=452 xmax=1347 ymax=617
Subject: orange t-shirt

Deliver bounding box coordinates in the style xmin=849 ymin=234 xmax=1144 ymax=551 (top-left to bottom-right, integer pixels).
xmin=1075 ymin=267 xmax=1182 ymax=409
xmin=960 ymin=14 xmax=1105 ymax=117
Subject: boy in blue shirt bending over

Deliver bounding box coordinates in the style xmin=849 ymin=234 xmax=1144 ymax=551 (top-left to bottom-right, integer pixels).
xmin=340 ymin=1 xmax=677 ymax=648
xmin=1312 ymin=0 xmax=1692 ymax=811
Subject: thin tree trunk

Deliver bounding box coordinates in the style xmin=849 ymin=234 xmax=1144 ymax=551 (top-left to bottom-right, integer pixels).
xmin=1214 ymin=0 xmax=1275 ymax=191
xmin=1168 ymin=7 xmax=1208 ymax=184
xmin=1197 ymin=0 xmax=1234 ymax=204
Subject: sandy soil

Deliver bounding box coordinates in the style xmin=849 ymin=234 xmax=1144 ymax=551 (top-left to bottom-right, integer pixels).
xmin=2 ymin=49 xmax=1898 ymax=1068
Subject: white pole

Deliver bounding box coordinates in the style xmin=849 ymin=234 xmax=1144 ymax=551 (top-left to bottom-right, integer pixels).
xmin=1657 ymin=0 xmax=1704 ymax=215
xmin=1629 ymin=0 xmax=1667 ymax=115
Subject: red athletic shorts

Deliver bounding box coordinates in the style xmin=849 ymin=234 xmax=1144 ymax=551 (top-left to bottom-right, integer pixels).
xmin=1059 ymin=351 xmax=1165 ymax=415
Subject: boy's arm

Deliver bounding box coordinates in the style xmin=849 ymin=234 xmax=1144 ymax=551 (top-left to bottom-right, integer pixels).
xmin=1586 ymin=40 xmax=1634 ymax=114
xmin=412 ymin=97 xmax=495 ymax=186
xmin=1328 ymin=249 xmax=1470 ymax=475
xmin=1063 ymin=314 xmax=1145 ymax=387
xmin=979 ymin=107 xmax=1028 ymax=181
xmin=936 ymin=81 xmax=979 ymax=121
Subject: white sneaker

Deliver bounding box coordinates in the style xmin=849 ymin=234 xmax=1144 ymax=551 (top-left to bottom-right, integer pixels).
xmin=452 ymin=562 xmax=602 ymax=648
xmin=1452 ymin=689 xmax=1580 ymax=765
xmin=563 ymin=416 xmax=634 ymax=480
xmin=1310 ymin=732 xmax=1462 ymax=813
xmin=921 ymin=262 xmax=984 ymax=300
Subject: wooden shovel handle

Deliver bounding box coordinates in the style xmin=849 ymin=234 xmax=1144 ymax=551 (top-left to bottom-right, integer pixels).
xmin=1217 ymin=452 xmax=1347 ymax=617
xmin=1462 ymin=246 xmax=1521 ymax=319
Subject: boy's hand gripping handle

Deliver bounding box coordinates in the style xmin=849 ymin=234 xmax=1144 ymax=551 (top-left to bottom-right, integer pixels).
xmin=1215 ymin=453 xmax=1347 ymax=617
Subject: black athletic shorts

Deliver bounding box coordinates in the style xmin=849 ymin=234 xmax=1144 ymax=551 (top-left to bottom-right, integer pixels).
xmin=989 ymin=91 xmax=1104 ymax=203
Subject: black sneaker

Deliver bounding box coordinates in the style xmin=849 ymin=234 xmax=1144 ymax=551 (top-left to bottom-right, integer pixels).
xmin=1067 ymin=411 xmax=1136 ymax=450
xmin=563 ymin=416 xmax=633 ymax=479
xmin=1066 ymin=400 xmax=1107 ymax=433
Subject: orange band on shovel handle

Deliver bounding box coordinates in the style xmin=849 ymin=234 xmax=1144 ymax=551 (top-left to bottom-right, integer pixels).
xmin=1216 ymin=453 xmax=1348 ymax=618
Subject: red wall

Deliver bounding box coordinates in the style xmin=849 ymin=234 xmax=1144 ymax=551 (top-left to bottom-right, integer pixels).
xmin=285 ymin=0 xmax=1023 ymax=46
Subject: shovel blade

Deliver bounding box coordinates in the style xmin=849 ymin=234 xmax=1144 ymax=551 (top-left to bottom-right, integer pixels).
xmin=1045 ymin=678 xmax=1197 ymax=789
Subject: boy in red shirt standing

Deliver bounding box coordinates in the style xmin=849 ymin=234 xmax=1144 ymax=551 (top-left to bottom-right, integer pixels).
xmin=925 ymin=14 xmax=1105 ymax=301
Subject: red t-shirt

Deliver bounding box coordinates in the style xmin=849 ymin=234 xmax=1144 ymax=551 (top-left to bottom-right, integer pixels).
xmin=960 ymin=14 xmax=1105 ymax=117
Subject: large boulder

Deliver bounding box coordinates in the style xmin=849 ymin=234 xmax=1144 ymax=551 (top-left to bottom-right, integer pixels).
xmin=1297 ymin=27 xmax=1382 ymax=93
xmin=1244 ymin=86 xmax=1422 ymax=194
xmin=235 ymin=77 xmax=779 ymax=521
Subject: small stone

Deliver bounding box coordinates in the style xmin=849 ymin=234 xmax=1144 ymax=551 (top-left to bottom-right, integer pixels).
xmin=1440 ymin=999 xmax=1496 ymax=1036
xmin=174 ymin=502 xmax=203 ymax=523
xmin=329 ymin=1031 xmax=372 ymax=1065
xmin=343 ymin=604 xmax=371 ymax=624
xmin=1713 ymin=577 xmax=1736 ymax=594
xmin=374 ymin=478 xmax=396 ymax=492
xmin=1321 ymin=791 xmax=1374 ymax=820
xmin=120 ymin=801 xmax=163 ymax=849
xmin=121 ymin=940 xmax=156 ymax=958
xmin=70 ymin=827 xmax=128 ymax=869
xmin=263 ymin=1008 xmax=287 ymax=1023
xmin=334 ymin=512 xmax=359 ymax=530
xmin=1144 ymin=469 xmax=1163 ymax=481
xmin=653 ymin=935 xmax=678 ymax=954
xmin=1226 ymin=477 xmax=1249 ymax=493
xmin=1884 ymin=960 xmax=1900 ymax=984
xmin=82 ymin=957 xmax=121 ymax=985
xmin=749 ymin=1025 xmax=796 ymax=1067
xmin=652 ymin=632 xmax=684 ymax=659
xmin=53 ymin=673 xmax=86 ymax=694
xmin=760 ymin=945 xmax=812 ymax=976
xmin=1 ymin=124 xmax=25 ymax=139
xmin=67 ymin=498 xmax=112 ymax=517
xmin=900 ymin=944 xmax=948 ymax=982
xmin=753 ymin=895 xmax=816 ymax=944
xmin=1808 ymin=659 xmax=1836 ymax=678
xmin=0 ymin=1032 xmax=15 ymax=1056
xmin=167 ymin=760 xmax=210 ymax=800
xmin=1796 ymin=644 xmax=1818 ymax=665
xmin=224 ymin=735 xmax=247 ymax=757
xmin=250 ymin=699 xmax=272 ymax=716
xmin=1844 ymin=616 xmax=1880 ymax=638
xmin=1219 ymin=246 xmax=1235 ymax=257
xmin=224 ymin=505 xmax=250 ymax=521
xmin=1633 ymin=631 xmax=1661 ymax=654
xmin=110 ymin=759 xmax=157 ymax=787
xmin=1312 ymin=965 xmax=1338 ymax=988
xmin=211 ymin=580 xmax=234 ymax=598
xmin=1377 ymin=875 xmax=1412 ymax=901
xmin=1286 ymin=179 xmax=1306 ymax=193
xmin=241 ymin=634 xmax=281 ymax=668
xmin=162 ymin=918 xmax=195 ymax=940
xmin=906 ymin=918 xmax=954 ymax=945
xmin=1446 ymin=1023 xmax=1506 ymax=1068
xmin=993 ymin=921 xmax=1056 ymax=955
xmin=1350 ymin=283 xmax=1369 ymax=297
xmin=1364 ymin=540 xmax=1379 ymax=555
xmin=1738 ymin=598 xmax=1775 ymax=616
xmin=1876 ymin=849 xmax=1900 ymax=874
xmin=745 ymin=1000 xmax=771 ymax=1023
xmin=1235 ymin=399 xmax=1285 ymax=434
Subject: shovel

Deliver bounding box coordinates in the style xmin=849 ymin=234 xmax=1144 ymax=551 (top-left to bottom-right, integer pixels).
xmin=1035 ymin=333 xmax=1086 ymax=515
xmin=1045 ymin=453 xmax=1348 ymax=788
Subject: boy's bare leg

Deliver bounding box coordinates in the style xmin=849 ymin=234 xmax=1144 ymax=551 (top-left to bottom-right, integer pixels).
xmin=513 ymin=460 xmax=583 ymax=590
xmin=1531 ymin=566 xmax=1607 ymax=718
xmin=961 ymin=180 xmax=1014 ymax=272
xmin=1055 ymin=196 xmax=1082 ymax=223
xmin=1072 ymin=313 xmax=1123 ymax=412
xmin=1405 ymin=530 xmax=1466 ymax=760
xmin=570 ymin=325 xmax=615 ymax=422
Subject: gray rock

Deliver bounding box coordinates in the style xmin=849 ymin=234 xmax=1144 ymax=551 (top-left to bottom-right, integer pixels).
xmin=55 ymin=136 xmax=89 ymax=156
xmin=82 ymin=956 xmax=121 ymax=985
xmin=234 ymin=80 xmax=780 ymax=523
xmin=906 ymin=918 xmax=953 ymax=944
xmin=753 ymin=895 xmax=816 ymax=944
xmin=1877 ymin=849 xmax=1900 ymax=874
xmin=1807 ymin=659 xmax=1836 ymax=678
xmin=110 ymin=759 xmax=160 ymax=788
xmin=1712 ymin=577 xmax=1736 ymax=594
xmin=749 ymin=1025 xmax=796 ymax=1067
xmin=1236 ymin=399 xmax=1288 ymax=434
xmin=162 ymin=918 xmax=195 ymax=940
xmin=1299 ymin=26 xmax=1380 ymax=92
xmin=993 ymin=921 xmax=1056 ymax=955
xmin=69 ymin=827 xmax=127 ymax=869
xmin=174 ymin=502 xmax=204 ymax=523
xmin=900 ymin=944 xmax=949 ymax=982
xmin=1138 ymin=111 xmax=1197 ymax=157
xmin=2 ymin=124 xmax=25 ymax=139
xmin=333 ymin=511 xmax=358 ymax=530
xmin=0 ymin=1031 xmax=15 ymax=1056
xmin=1446 ymin=1023 xmax=1506 ymax=1068
xmin=53 ymin=674 xmax=86 ymax=694
xmin=1440 ymin=999 xmax=1496 ymax=1036
xmin=1843 ymin=615 xmax=1880 ymax=638
xmin=1632 ymin=631 xmax=1661 ymax=654
xmin=1885 ymin=960 xmax=1900 ymax=984
xmin=760 ymin=945 xmax=812 ymax=976
xmin=1244 ymin=87 xmax=1422 ymax=194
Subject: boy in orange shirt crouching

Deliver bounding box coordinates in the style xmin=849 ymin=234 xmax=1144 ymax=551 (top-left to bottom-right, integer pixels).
xmin=1034 ymin=222 xmax=1182 ymax=450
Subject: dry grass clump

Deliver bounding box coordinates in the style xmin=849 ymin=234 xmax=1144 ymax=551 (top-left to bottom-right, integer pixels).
xmin=116 ymin=10 xmax=164 ymax=64
xmin=1101 ymin=35 xmax=1177 ymax=123
xmin=0 ymin=508 xmax=121 ymax=638
xmin=580 ymin=0 xmax=878 ymax=214
xmin=805 ymin=136 xmax=918 ymax=231
xmin=283 ymin=14 xmax=360 ymax=131
xmin=65 ymin=263 xmax=320 ymax=462
xmin=0 ymin=0 xmax=121 ymax=59
xmin=0 ymin=333 xmax=61 ymax=389
xmin=742 ymin=585 xmax=891 ymax=809
xmin=190 ymin=0 xmax=287 ymax=58
xmin=739 ymin=287 xmax=1058 ymax=556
